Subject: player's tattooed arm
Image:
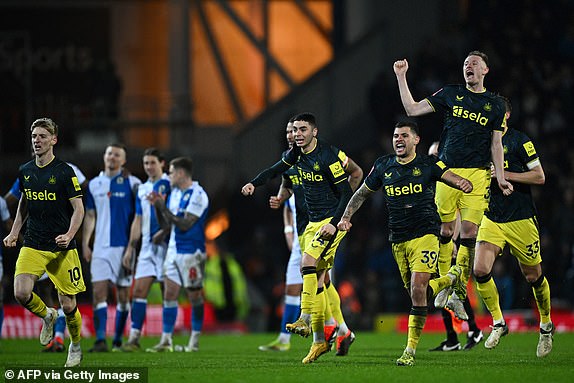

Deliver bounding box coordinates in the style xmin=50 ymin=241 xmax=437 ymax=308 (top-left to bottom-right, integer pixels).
xmin=337 ymin=184 xmax=373 ymax=231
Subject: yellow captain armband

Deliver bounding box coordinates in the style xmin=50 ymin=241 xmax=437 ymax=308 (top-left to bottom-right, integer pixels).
xmin=283 ymin=225 xmax=294 ymax=234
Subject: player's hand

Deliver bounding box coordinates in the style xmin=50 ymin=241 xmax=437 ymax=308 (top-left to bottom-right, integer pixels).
xmin=82 ymin=245 xmax=92 ymax=262
xmin=319 ymin=223 xmax=336 ymax=238
xmin=147 ymin=191 xmax=165 ymax=206
xmin=269 ymin=196 xmax=282 ymax=209
xmin=498 ymin=179 xmax=514 ymax=196
xmin=122 ymin=249 xmax=133 ymax=270
xmin=457 ymin=178 xmax=473 ymax=193
xmin=241 ymin=183 xmax=255 ymax=196
xmin=55 ymin=233 xmax=73 ymax=248
xmin=3 ymin=233 xmax=18 ymax=247
xmin=393 ymin=59 xmax=409 ymax=76
xmin=152 ymin=230 xmax=166 ymax=244
xmin=337 ymin=219 xmax=352 ymax=232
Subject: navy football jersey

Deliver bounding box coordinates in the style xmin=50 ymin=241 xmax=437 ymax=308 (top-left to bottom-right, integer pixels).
xmin=364 ymin=153 xmax=447 ymax=243
xmin=486 ymin=128 xmax=540 ymax=223
xmin=426 ymin=85 xmax=506 ymax=169
xmin=18 ymin=157 xmax=83 ymax=251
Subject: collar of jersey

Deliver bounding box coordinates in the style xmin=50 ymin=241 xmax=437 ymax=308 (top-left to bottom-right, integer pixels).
xmin=396 ymin=152 xmax=417 ymax=165
xmin=302 ymin=138 xmax=318 ymax=154
xmin=465 ymin=85 xmax=487 ymax=94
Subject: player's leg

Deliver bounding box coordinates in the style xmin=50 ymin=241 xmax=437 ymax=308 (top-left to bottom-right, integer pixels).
xmin=300 ymin=226 xmax=346 ymax=364
xmin=323 ymin=278 xmax=353 ymax=355
xmin=49 ymin=248 xmax=86 ymax=366
xmin=173 ymin=251 xmax=207 ymax=352
xmin=302 ymin=269 xmax=330 ymax=364
xmin=113 ymin=248 xmax=133 ymax=351
xmin=126 ymin=244 xmax=167 ymax=350
xmin=14 ymin=248 xmax=57 ymax=346
xmin=89 ymin=257 xmax=114 ymax=352
xmin=124 ymin=276 xmax=155 ymax=351
xmin=455 ymin=168 xmax=490 ymax=301
xmin=286 ymin=222 xmax=321 ymax=337
xmin=146 ymin=277 xmax=180 ymax=352
xmin=511 ymin=218 xmax=553 ymax=357
xmin=474 ymin=226 xmax=506 ymax=349
xmin=259 ymin=245 xmax=302 ymax=352
xmin=430 ymin=309 xmax=461 ymax=351
xmin=60 ymin=294 xmax=83 ymax=367
xmin=462 ymin=296 xmax=483 ymax=350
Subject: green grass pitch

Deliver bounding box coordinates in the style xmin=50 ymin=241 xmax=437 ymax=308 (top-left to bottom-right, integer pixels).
xmin=1 ymin=332 xmax=572 ymax=383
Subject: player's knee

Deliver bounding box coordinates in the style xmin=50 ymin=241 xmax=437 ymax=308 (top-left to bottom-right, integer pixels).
xmin=439 ymin=235 xmax=453 ymax=245
xmin=14 ymin=291 xmax=31 ymax=306
xmin=440 ymin=226 xmax=455 ymax=238
xmin=61 ymin=301 xmax=77 ymax=314
xmin=474 ymin=271 xmax=491 ymax=284
xmin=459 ymin=238 xmax=476 ymax=249
xmin=528 ymin=273 xmax=544 ymax=287
xmin=190 ymin=293 xmax=204 ymax=306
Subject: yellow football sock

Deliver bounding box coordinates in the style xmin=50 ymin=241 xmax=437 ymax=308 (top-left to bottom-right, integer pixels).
xmin=456 ymin=238 xmax=475 ymax=299
xmin=406 ymin=307 xmax=427 ymax=352
xmin=66 ymin=306 xmax=83 ymax=344
xmin=476 ymin=275 xmax=503 ymax=322
xmin=532 ymin=276 xmax=552 ymax=324
xmin=24 ymin=292 xmax=48 ymax=318
xmin=438 ymin=239 xmax=454 ymax=276
xmin=301 ymin=269 xmax=318 ymax=316
xmin=325 ymin=282 xmax=344 ymax=325
xmin=323 ymin=284 xmax=334 ymax=323
xmin=311 ymin=289 xmax=326 ymax=338
xmin=428 ymin=274 xmax=453 ymax=298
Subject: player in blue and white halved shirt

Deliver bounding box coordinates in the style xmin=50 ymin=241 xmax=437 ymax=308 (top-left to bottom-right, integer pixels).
xmin=145 ymin=156 xmax=209 ymax=353
xmin=121 ymin=148 xmax=171 ymax=351
xmin=82 ymin=143 xmax=141 ymax=352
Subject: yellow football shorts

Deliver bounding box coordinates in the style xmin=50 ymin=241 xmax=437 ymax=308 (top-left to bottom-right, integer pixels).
xmin=15 ymin=247 xmax=86 ymax=296
xmin=299 ymin=217 xmax=347 ymax=271
xmin=391 ymin=234 xmax=439 ymax=291
xmin=435 ymin=167 xmax=491 ymax=225
xmin=477 ymin=216 xmax=542 ymax=266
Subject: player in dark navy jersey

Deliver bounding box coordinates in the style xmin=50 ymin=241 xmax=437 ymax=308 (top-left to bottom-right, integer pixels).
xmin=242 ymin=112 xmax=354 ymax=364
xmin=259 ymin=119 xmax=362 ymax=355
xmin=3 ymin=118 xmax=85 ymax=367
xmin=473 ymin=97 xmax=554 ymax=357
xmin=338 ymin=121 xmax=472 ymax=366
xmin=394 ymin=51 xmax=513 ymax=317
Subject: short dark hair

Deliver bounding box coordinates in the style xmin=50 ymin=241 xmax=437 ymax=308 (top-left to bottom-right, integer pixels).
xmin=107 ymin=142 xmax=127 ymax=153
xmin=143 ymin=147 xmax=165 ymax=162
xmin=498 ymin=95 xmax=512 ymax=114
xmin=31 ymin=118 xmax=58 ymax=136
xmin=467 ymin=50 xmax=489 ymax=67
xmin=170 ymin=156 xmax=193 ymax=177
xmin=395 ymin=120 xmax=419 ymax=136
xmin=292 ymin=112 xmax=317 ymax=128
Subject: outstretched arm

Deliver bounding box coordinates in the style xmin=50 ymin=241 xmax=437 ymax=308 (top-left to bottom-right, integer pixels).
xmin=337 ymin=184 xmax=374 ymax=231
xmin=393 ymin=59 xmax=434 ymax=117
xmin=241 ymin=159 xmax=292 ymax=196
